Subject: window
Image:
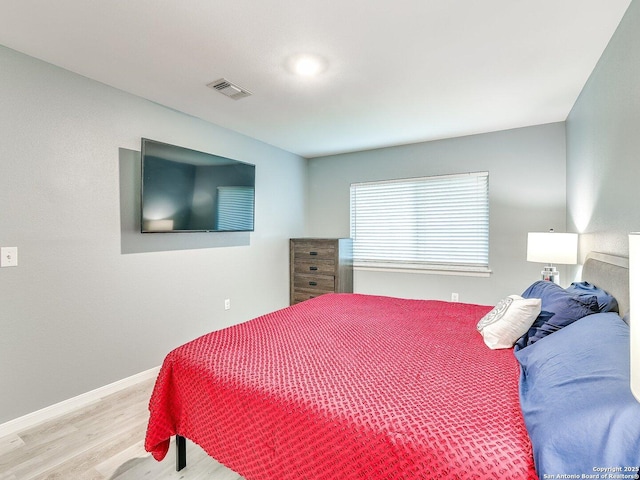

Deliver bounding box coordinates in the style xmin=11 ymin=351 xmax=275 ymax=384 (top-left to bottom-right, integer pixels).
xmin=349 ymin=171 xmax=489 ymax=274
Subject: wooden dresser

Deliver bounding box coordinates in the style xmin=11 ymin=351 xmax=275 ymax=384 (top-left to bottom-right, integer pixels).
xmin=289 ymin=238 xmax=353 ymax=305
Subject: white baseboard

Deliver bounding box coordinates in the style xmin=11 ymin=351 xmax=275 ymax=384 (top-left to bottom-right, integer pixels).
xmin=0 ymin=366 xmax=160 ymax=438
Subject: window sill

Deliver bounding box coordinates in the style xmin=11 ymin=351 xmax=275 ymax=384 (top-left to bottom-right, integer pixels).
xmin=354 ymin=262 xmax=492 ymax=277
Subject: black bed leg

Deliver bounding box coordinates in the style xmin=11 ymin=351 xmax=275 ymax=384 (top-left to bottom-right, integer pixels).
xmin=176 ymin=435 xmax=186 ymax=471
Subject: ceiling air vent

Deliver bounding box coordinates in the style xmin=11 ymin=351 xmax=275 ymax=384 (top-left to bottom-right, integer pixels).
xmin=207 ymin=78 xmax=252 ymax=100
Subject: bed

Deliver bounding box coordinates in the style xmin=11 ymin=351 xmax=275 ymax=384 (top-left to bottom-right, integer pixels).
xmin=145 ymin=252 xmax=640 ymax=479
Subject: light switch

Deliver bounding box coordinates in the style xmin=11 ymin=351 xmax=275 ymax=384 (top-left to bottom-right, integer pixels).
xmin=1 ymin=247 xmax=18 ymax=267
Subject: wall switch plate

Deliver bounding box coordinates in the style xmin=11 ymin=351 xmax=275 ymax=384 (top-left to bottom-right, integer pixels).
xmin=1 ymin=247 xmax=18 ymax=267
xmin=224 ymin=298 xmax=231 ymax=310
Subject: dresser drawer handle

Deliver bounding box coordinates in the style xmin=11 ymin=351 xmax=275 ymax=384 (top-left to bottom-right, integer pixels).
xmin=309 ymin=251 xmax=318 ymax=256
xmin=309 ymin=266 xmax=318 ymax=271
xmin=309 ymin=281 xmax=318 ymax=286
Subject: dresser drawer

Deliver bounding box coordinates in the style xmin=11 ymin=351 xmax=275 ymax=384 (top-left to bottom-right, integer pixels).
xmin=293 ymin=273 xmax=335 ymax=293
xmin=293 ymin=258 xmax=336 ymax=275
xmin=292 ymin=241 xmax=336 ymax=260
xmin=292 ymin=291 xmax=327 ymax=304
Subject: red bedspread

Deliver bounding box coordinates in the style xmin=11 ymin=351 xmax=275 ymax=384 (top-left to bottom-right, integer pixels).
xmin=145 ymin=293 xmax=537 ymax=479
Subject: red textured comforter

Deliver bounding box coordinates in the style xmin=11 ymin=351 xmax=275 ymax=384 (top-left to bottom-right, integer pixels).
xmin=145 ymin=293 xmax=537 ymax=479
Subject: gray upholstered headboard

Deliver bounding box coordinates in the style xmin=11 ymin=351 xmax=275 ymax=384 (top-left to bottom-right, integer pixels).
xmin=582 ymin=252 xmax=630 ymax=319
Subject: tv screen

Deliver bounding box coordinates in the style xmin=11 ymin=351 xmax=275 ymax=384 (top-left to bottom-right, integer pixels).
xmin=141 ymin=138 xmax=255 ymax=233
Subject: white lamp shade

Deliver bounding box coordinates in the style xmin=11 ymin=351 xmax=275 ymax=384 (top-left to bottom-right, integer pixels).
xmin=527 ymin=232 xmax=578 ymax=264
xmin=629 ymin=233 xmax=640 ymax=402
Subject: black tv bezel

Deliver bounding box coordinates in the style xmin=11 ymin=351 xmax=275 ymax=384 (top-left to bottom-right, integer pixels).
xmin=140 ymin=138 xmax=255 ymax=233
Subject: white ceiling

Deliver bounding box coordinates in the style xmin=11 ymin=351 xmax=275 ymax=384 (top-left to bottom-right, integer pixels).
xmin=0 ymin=0 xmax=632 ymax=158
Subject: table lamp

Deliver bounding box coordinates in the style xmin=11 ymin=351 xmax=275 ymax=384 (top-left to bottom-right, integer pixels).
xmin=526 ymin=230 xmax=578 ymax=285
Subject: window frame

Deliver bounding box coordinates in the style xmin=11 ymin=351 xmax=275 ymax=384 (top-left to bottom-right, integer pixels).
xmin=349 ymin=171 xmax=491 ymax=276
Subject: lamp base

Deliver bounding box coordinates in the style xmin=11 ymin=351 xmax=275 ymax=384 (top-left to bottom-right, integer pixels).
xmin=541 ymin=265 xmax=559 ymax=284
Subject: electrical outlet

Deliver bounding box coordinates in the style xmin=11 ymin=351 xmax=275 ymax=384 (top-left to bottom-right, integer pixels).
xmin=451 ymin=292 xmax=459 ymax=302
xmin=0 ymin=247 xmax=18 ymax=267
xmin=224 ymin=298 xmax=231 ymax=310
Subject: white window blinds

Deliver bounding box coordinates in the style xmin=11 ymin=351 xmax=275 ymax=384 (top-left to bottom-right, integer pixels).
xmin=350 ymin=172 xmax=489 ymax=273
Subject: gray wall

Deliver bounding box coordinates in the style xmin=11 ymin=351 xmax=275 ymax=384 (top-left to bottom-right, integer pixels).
xmin=567 ymin=0 xmax=640 ymax=263
xmin=0 ymin=45 xmax=306 ymax=423
xmin=307 ymin=122 xmax=568 ymax=305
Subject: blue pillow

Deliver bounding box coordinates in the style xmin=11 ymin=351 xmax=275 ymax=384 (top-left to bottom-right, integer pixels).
xmin=565 ymin=281 xmax=618 ymax=313
xmin=517 ymin=281 xmax=599 ymax=348
xmin=514 ymin=311 xmax=555 ymax=350
xmin=515 ymin=313 xmax=640 ymax=476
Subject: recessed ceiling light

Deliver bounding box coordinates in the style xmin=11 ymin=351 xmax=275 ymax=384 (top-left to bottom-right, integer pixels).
xmin=287 ymin=54 xmax=327 ymax=77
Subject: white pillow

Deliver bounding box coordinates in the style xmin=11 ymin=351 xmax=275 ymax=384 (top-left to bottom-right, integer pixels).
xmin=477 ymin=295 xmax=541 ymax=349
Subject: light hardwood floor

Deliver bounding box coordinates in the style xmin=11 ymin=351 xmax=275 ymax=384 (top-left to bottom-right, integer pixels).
xmin=0 ymin=378 xmax=246 ymax=480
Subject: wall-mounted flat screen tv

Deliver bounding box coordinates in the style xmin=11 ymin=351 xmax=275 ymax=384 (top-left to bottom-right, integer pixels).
xmin=141 ymin=138 xmax=255 ymax=233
